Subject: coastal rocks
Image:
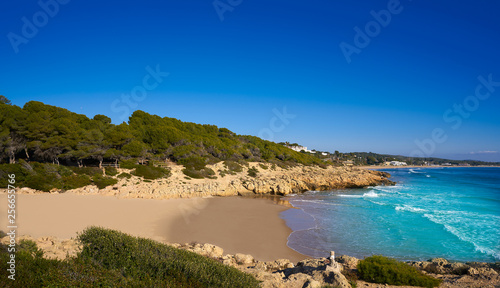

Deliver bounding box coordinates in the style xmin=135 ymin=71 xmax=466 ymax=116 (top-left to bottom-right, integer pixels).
xmin=407 ymin=258 xmax=500 ymax=288
xmin=336 ymin=255 xmax=359 ymax=270
xmin=0 ymin=235 xmax=81 ymax=260
xmin=238 ymin=166 xmax=394 ymax=196
xmin=13 ymin=164 xmax=395 ymax=200
xmin=178 ymin=242 xmax=224 ymax=259
xmin=235 ymin=253 xmax=255 ymax=265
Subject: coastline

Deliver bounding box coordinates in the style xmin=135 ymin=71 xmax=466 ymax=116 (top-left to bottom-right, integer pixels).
xmin=361 ymin=165 xmax=500 ymax=169
xmin=1 ymin=190 xmax=499 ymax=287
xmin=0 ymin=193 xmax=306 ymax=262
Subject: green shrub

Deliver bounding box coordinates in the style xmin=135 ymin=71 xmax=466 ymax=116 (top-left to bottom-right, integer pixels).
xmin=78 ymin=227 xmax=260 ymax=287
xmin=182 ymin=167 xmax=216 ymax=179
xmin=0 ymin=239 xmax=134 ymax=287
xmin=259 ymin=163 xmax=268 ymax=170
xmin=0 ymin=162 xmax=94 ymax=192
xmin=117 ymin=172 xmax=132 ymax=179
xmin=179 ymin=156 xmax=207 ymax=170
xmin=104 ymin=167 xmax=118 ymax=176
xmin=247 ymin=167 xmax=258 ymax=177
xmin=61 ymin=174 xmax=92 ymax=190
xmin=223 ymin=160 xmax=243 ymax=173
xmin=92 ymin=175 xmax=118 ymax=189
xmin=133 ymin=165 xmax=171 ymax=180
xmin=24 ymin=173 xmax=54 ymax=192
xmin=120 ymin=159 xmax=139 ymax=169
xmin=357 ymin=255 xmax=441 ymax=288
xmin=69 ymin=166 xmax=102 ymax=177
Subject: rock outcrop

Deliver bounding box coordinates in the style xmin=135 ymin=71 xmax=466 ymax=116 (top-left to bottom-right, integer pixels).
xmin=19 ymin=164 xmax=393 ymax=200
xmin=2 ymin=164 xmax=394 ymax=200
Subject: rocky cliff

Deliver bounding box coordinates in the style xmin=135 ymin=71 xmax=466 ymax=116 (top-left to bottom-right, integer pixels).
xmin=54 ymin=164 xmax=395 ymax=199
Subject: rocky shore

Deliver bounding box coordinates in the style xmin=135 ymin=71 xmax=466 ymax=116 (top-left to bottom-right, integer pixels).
xmin=3 ymin=235 xmax=498 ymax=288
xmin=5 ymin=163 xmax=395 ymax=199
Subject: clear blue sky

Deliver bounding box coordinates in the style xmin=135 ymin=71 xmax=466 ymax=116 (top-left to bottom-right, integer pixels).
xmin=1 ymin=0 xmax=499 ymax=161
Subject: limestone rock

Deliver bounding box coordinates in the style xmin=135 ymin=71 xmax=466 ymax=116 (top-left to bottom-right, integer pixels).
xmin=303 ymin=279 xmax=322 ymax=288
xmin=336 ymin=255 xmax=359 ymax=270
xmin=235 ymin=253 xmax=254 ymax=265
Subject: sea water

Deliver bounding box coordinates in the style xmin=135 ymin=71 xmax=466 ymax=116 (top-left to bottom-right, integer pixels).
xmin=281 ymin=167 xmax=500 ymax=262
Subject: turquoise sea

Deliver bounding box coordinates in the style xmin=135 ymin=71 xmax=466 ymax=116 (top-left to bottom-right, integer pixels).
xmin=281 ymin=167 xmax=500 ymax=262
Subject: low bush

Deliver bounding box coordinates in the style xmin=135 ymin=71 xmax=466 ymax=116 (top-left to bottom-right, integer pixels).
xmin=69 ymin=166 xmax=102 ymax=177
xmin=357 ymin=255 xmax=441 ymax=288
xmin=120 ymin=159 xmax=140 ymax=169
xmin=0 ymin=240 xmax=135 ymax=287
xmin=92 ymin=175 xmax=118 ymax=189
xmin=259 ymin=163 xmax=268 ymax=170
xmin=223 ymin=160 xmax=243 ymax=173
xmin=179 ymin=156 xmax=207 ymax=170
xmin=117 ymin=172 xmax=132 ymax=179
xmin=104 ymin=167 xmax=118 ymax=176
xmin=61 ymin=174 xmax=92 ymax=190
xmin=78 ymin=227 xmax=260 ymax=287
xmin=133 ymin=165 xmax=171 ymax=180
xmin=182 ymin=167 xmax=216 ymax=179
xmin=247 ymin=167 xmax=258 ymax=177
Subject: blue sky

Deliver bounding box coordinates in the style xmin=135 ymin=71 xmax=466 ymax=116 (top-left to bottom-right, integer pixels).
xmin=1 ymin=0 xmax=500 ymax=161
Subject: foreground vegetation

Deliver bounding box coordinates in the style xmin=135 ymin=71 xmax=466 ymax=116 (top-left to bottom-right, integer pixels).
xmin=0 ymin=227 xmax=260 ymax=287
xmin=357 ymin=255 xmax=442 ymax=288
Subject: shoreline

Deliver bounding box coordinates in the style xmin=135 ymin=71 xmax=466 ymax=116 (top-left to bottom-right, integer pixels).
xmin=361 ymin=165 xmax=500 ymax=169
xmin=1 ymin=192 xmax=499 ymax=287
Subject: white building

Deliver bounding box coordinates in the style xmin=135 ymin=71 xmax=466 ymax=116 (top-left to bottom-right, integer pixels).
xmin=286 ymin=145 xmax=315 ymax=153
xmin=390 ymin=161 xmax=407 ymax=166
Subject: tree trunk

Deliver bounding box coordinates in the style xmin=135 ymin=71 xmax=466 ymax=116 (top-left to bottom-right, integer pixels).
xmin=54 ymin=158 xmax=59 ymax=165
xmin=99 ymin=159 xmax=103 ymax=168
xmin=9 ymin=154 xmax=15 ymax=164
xmin=77 ymin=159 xmax=83 ymax=168
xmin=24 ymin=147 xmax=30 ymax=162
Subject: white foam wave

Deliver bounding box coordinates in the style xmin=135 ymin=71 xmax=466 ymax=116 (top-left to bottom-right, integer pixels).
xmin=373 ymin=186 xmax=399 ymax=193
xmin=409 ymin=169 xmax=423 ymax=174
xmin=395 ymin=205 xmax=427 ymax=213
xmin=426 ymin=175 xmax=431 ymax=177
xmin=424 ymin=213 xmax=500 ymax=260
xmin=338 ymin=191 xmax=382 ymax=198
xmin=291 ymin=199 xmax=343 ymax=206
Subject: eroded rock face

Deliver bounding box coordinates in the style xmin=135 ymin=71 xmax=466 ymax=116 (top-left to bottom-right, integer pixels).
xmin=50 ymin=165 xmax=394 ymax=200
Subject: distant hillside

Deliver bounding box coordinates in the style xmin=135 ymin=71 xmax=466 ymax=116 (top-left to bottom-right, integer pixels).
xmin=0 ymin=98 xmax=324 ymax=169
xmin=325 ymin=151 xmax=500 ymax=167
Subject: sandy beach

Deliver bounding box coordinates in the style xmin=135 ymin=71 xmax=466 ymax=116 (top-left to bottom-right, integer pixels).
xmin=0 ymin=193 xmax=305 ymax=262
